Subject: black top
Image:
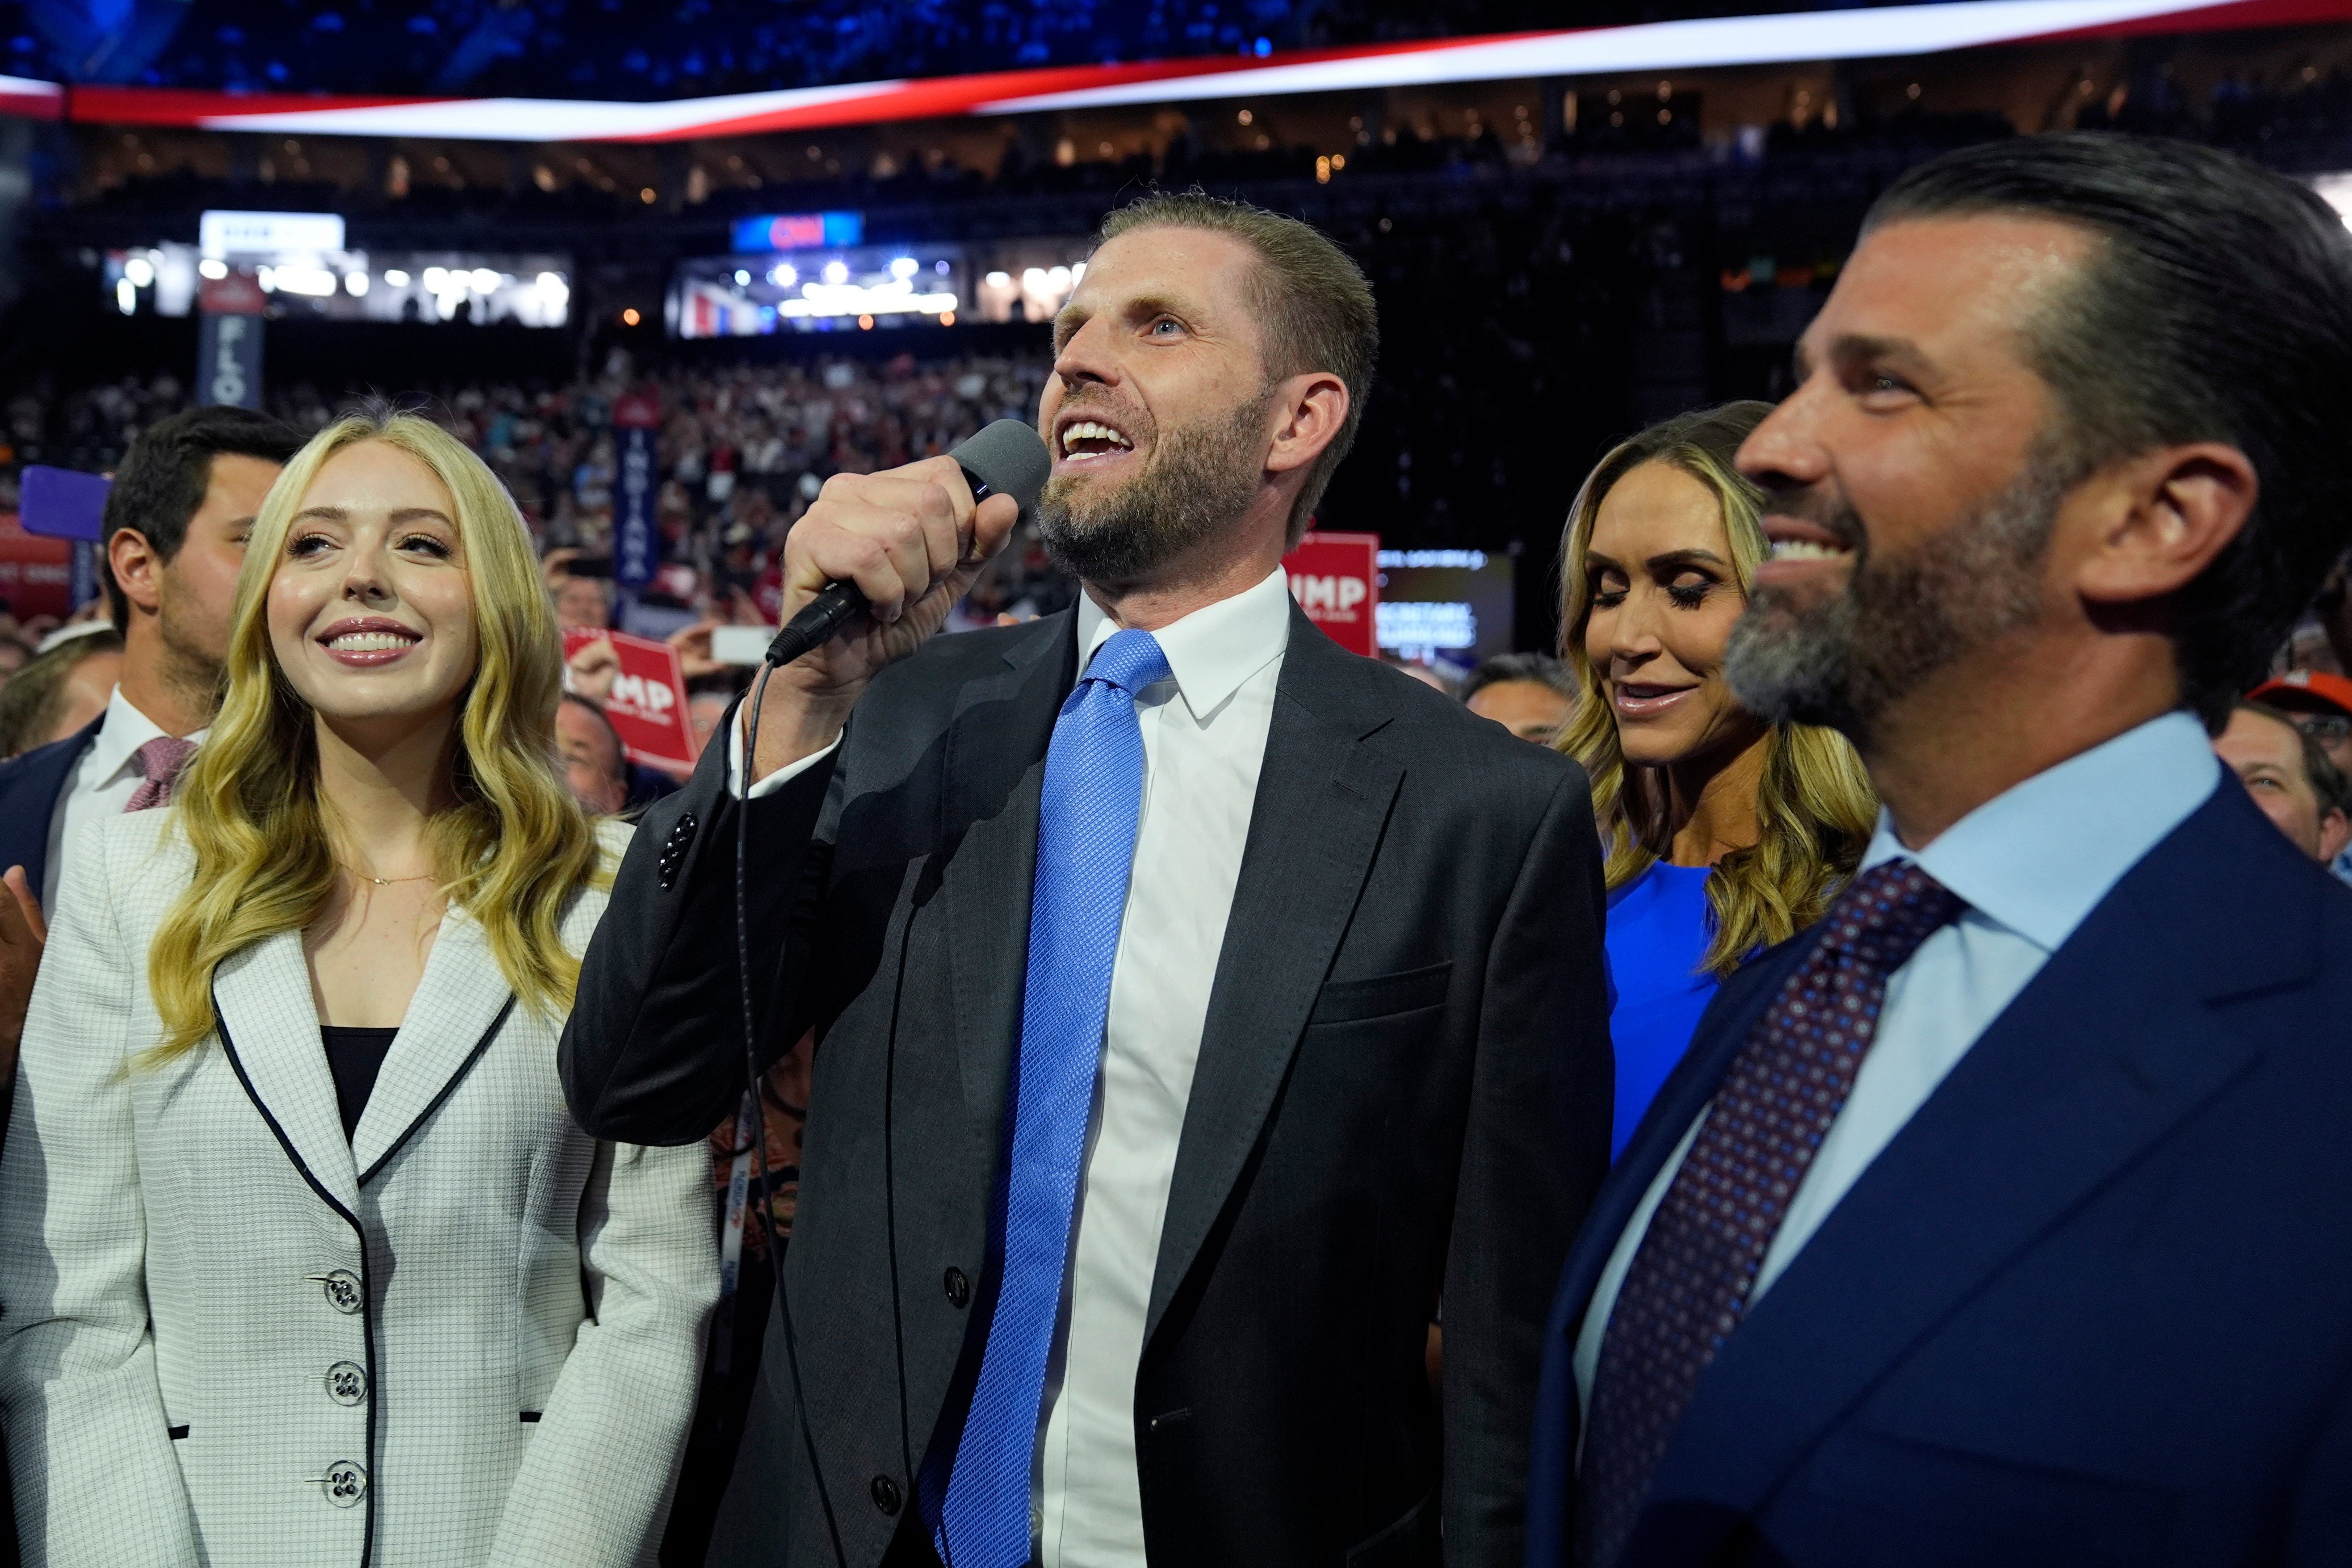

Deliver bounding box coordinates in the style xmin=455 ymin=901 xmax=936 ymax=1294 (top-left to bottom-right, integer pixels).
xmin=320 ymin=1025 xmax=399 ymax=1140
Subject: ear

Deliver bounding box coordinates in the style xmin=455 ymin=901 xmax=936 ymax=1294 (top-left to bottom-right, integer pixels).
xmin=2322 ymin=805 xmax=2351 ymax=866
xmin=2074 ymin=441 xmax=2259 ymax=606
xmin=1262 ymin=371 xmax=1350 ymax=479
xmin=108 ymin=528 xmax=166 ymax=619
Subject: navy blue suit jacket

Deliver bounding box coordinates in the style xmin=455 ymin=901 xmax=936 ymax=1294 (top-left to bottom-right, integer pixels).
xmin=0 ymin=716 xmax=97 ymax=914
xmin=1527 ymin=780 xmax=2352 ymax=1568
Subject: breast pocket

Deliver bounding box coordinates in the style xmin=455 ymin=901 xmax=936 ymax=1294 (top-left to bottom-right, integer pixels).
xmin=1309 ymin=961 xmax=1453 ymax=1026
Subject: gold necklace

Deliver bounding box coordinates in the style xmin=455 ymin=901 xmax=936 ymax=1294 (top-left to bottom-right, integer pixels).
xmin=344 ymin=866 xmax=435 ymax=887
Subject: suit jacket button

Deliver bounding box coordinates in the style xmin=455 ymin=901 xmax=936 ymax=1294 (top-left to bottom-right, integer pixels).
xmin=325 ymin=1361 xmax=368 ymax=1406
xmin=943 ymin=1267 xmax=970 ymax=1309
xmin=870 ymin=1475 xmax=902 ymax=1516
xmin=311 ymin=1459 xmax=368 ymax=1507
xmin=658 ymin=813 xmax=697 ymax=889
xmin=311 ymin=1270 xmax=365 ymax=1314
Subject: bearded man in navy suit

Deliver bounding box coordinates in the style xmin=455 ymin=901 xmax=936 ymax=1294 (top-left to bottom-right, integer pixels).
xmin=1528 ymin=134 xmax=2352 ymax=1567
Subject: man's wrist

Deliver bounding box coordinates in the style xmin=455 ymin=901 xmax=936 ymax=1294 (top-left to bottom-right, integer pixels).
xmin=746 ymin=685 xmax=856 ymax=781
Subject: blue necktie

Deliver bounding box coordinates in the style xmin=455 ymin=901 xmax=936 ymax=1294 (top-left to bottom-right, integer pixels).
xmin=939 ymin=627 xmax=1172 ymax=1568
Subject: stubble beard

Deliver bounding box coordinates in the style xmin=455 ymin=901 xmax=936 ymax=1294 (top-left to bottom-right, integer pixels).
xmin=1723 ymin=459 xmax=2064 ymax=745
xmin=1035 ymin=393 xmax=1270 ymax=589
xmin=156 ymin=576 xmax=228 ymax=722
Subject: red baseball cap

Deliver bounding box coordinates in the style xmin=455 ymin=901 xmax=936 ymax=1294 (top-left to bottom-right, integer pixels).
xmin=2249 ymin=668 xmax=2352 ymax=718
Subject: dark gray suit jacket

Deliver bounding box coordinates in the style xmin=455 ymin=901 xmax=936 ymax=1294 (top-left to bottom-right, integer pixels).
xmin=562 ymin=603 xmax=1613 ymax=1568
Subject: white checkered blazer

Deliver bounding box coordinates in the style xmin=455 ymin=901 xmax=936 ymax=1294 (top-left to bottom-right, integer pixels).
xmin=0 ymin=812 xmax=719 ymax=1567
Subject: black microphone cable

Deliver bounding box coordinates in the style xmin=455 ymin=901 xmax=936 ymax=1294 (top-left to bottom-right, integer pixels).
xmin=730 ymin=420 xmax=1043 ymax=1568
xmin=736 ymin=661 xmax=851 ymax=1568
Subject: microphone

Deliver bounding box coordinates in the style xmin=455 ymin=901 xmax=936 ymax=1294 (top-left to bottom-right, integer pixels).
xmin=763 ymin=418 xmax=1052 ymax=667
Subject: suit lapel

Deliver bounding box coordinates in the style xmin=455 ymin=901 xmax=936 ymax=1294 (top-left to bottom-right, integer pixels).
xmin=1145 ymin=613 xmax=1403 ymax=1342
xmin=214 ymin=929 xmax=360 ymax=1214
xmin=1647 ymin=785 xmax=2314 ymax=1522
xmin=350 ymin=906 xmax=516 ymax=1181
xmin=1538 ymin=939 xmax=1804 ymax=1451
xmin=943 ymin=612 xmax=1080 ymax=1145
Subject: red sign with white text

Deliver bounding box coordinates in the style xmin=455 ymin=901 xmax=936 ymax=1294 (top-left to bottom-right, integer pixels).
xmin=1282 ymin=530 xmax=1379 ymax=656
xmin=563 ymin=629 xmax=698 ymax=770
xmin=0 ymin=514 xmax=75 ymax=620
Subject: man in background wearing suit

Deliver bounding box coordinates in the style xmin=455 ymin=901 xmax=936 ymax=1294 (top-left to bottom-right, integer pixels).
xmin=1526 ymin=134 xmax=2352 ymax=1567
xmin=0 ymin=404 xmax=302 ymax=914
xmin=564 ymin=193 xmax=1612 ymax=1568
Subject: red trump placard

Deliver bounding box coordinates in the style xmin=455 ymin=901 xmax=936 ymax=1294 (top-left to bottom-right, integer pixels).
xmin=562 ymin=629 xmax=699 ymax=771
xmin=1282 ymin=530 xmax=1379 ymax=656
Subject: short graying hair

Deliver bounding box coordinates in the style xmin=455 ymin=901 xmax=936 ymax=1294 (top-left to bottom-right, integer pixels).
xmin=1098 ymin=190 xmax=1378 ymax=543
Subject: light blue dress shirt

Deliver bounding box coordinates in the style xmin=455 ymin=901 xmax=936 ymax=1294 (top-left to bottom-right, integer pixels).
xmin=1572 ymin=711 xmax=2224 ymax=1413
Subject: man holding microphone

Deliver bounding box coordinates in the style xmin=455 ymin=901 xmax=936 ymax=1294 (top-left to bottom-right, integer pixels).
xmin=563 ymin=193 xmax=1611 ymax=1568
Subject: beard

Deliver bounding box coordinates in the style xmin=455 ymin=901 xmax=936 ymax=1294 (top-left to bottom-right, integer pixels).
xmin=156 ymin=574 xmax=228 ymax=714
xmin=1035 ymin=392 xmax=1268 ymax=587
xmin=1723 ymin=457 xmax=2064 ymax=744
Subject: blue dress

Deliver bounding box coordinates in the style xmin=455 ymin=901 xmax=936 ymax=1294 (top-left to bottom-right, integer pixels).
xmin=1602 ymin=861 xmax=1720 ymax=1160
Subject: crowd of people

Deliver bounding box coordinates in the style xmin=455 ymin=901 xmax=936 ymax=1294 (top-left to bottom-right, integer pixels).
xmin=0 ymin=131 xmax=2346 ymax=1568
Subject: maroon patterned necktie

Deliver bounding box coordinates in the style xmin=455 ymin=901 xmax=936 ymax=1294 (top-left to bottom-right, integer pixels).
xmin=123 ymin=735 xmax=198 ymax=813
xmin=1575 ymin=858 xmax=1965 ymax=1568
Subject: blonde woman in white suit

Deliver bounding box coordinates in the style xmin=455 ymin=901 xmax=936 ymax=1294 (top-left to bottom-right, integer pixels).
xmin=0 ymin=407 xmax=718 ymax=1567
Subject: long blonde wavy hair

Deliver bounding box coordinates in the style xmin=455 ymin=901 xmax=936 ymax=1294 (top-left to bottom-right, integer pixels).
xmin=1556 ymin=401 xmax=1877 ymax=976
xmin=147 ymin=407 xmax=604 ymax=1059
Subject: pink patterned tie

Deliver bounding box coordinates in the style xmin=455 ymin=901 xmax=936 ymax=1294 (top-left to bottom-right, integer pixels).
xmin=1575 ymin=859 xmax=1965 ymax=1568
xmin=122 ymin=736 xmax=197 ymax=813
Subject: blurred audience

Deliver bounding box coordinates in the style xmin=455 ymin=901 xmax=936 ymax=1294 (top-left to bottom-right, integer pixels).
xmin=557 ymin=692 xmax=632 ymax=817
xmin=0 ymin=630 xmax=123 ymax=762
xmin=2247 ymin=669 xmax=2352 ymax=885
xmin=1463 ymin=651 xmax=1577 ymax=742
xmin=1554 ymin=401 xmax=1874 ymax=1158
xmin=2214 ymin=701 xmax=2351 ymax=865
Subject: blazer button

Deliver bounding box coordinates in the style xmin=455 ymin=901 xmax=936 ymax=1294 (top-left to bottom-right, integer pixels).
xmin=311 ymin=1459 xmax=368 ymax=1507
xmin=311 ymin=1270 xmax=365 ymax=1314
xmin=325 ymin=1362 xmax=368 ymax=1406
xmin=870 ymin=1475 xmax=902 ymax=1516
xmin=943 ymin=1267 xmax=971 ymax=1309
xmin=658 ymin=813 xmax=698 ymax=890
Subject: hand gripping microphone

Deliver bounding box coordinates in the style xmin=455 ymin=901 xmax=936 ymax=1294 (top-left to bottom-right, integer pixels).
xmin=763 ymin=417 xmax=1053 ymax=667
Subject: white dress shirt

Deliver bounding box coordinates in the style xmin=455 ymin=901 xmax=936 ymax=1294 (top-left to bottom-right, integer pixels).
xmin=42 ymin=686 xmax=208 ymax=912
xmin=1571 ymin=712 xmax=2222 ymax=1422
xmin=738 ymin=569 xmax=1295 ymax=1566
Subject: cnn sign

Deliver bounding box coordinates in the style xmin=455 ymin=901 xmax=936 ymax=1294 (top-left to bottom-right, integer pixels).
xmin=1283 ymin=530 xmax=1379 ymax=656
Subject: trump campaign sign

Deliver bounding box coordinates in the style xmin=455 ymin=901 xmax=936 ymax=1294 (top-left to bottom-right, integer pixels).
xmin=1283 ymin=530 xmax=1379 ymax=656
xmin=563 ymin=629 xmax=698 ymax=771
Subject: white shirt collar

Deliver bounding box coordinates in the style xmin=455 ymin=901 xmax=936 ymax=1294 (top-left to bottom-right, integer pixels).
xmin=88 ymin=686 xmax=210 ymax=790
xmin=1859 ymin=709 xmax=2221 ymax=954
xmin=1073 ymin=566 xmax=1293 ymax=725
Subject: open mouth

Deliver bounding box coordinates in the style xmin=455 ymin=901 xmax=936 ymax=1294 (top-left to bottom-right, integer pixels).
xmin=1057 ymin=417 xmax=1135 ymax=463
xmin=319 ymin=617 xmax=423 ymax=666
xmin=1761 ymin=516 xmax=1856 ymax=564
xmin=1613 ymin=682 xmax=1695 ymax=718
